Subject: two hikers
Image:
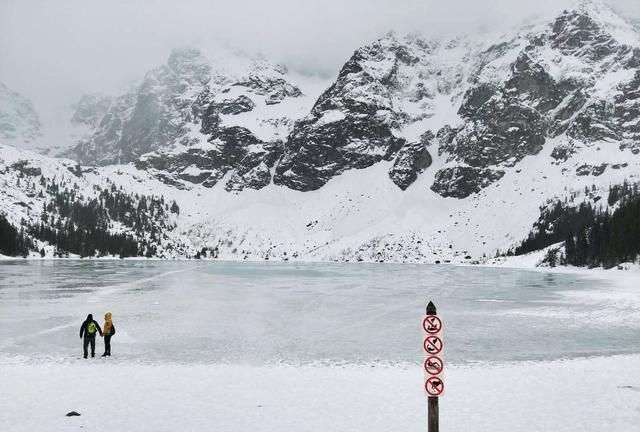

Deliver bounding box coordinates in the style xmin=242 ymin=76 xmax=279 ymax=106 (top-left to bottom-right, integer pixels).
xmin=79 ymin=313 xmax=116 ymax=358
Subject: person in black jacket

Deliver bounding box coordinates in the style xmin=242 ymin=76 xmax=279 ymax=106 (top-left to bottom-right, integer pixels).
xmin=79 ymin=314 xmax=103 ymax=358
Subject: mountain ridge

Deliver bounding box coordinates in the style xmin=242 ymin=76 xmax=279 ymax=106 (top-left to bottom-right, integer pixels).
xmin=1 ymin=0 xmax=639 ymax=266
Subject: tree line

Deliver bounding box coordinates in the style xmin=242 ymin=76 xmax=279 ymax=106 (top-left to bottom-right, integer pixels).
xmin=514 ymin=181 xmax=640 ymax=268
xmin=0 ymin=214 xmax=32 ymax=257
xmin=1 ymin=176 xmax=180 ymax=258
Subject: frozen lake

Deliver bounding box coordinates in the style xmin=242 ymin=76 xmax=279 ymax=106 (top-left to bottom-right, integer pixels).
xmin=0 ymin=260 xmax=637 ymax=364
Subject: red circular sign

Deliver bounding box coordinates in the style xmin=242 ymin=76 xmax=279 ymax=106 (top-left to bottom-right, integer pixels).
xmin=425 ymin=376 xmax=444 ymax=396
xmin=422 ymin=316 xmax=443 ymax=334
xmin=423 ymin=335 xmax=443 ymax=355
xmin=423 ymin=355 xmax=444 ymax=376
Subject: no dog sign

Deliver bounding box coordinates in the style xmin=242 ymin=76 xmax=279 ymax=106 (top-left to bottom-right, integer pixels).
xmin=425 ymin=376 xmax=444 ymax=396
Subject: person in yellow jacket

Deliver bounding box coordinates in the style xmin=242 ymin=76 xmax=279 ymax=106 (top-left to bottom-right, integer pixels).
xmin=101 ymin=312 xmax=116 ymax=357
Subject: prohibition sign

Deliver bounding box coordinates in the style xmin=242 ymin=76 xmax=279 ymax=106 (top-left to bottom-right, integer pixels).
xmin=422 ymin=316 xmax=443 ymax=334
xmin=424 ymin=355 xmax=444 ymax=376
xmin=425 ymin=376 xmax=444 ymax=396
xmin=423 ymin=335 xmax=443 ymax=355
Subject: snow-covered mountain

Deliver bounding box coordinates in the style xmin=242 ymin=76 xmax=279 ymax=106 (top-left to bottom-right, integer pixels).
xmin=0 ymin=83 xmax=42 ymax=145
xmin=1 ymin=0 xmax=639 ymax=264
xmin=65 ymin=47 xmax=328 ymax=192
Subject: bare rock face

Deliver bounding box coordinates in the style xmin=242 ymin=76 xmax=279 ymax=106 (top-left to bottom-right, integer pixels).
xmin=389 ymin=141 xmax=432 ymax=190
xmin=568 ymin=71 xmax=640 ymax=145
xmin=576 ymin=163 xmax=608 ymax=176
xmin=68 ymin=48 xmax=212 ymax=165
xmin=232 ymin=76 xmax=302 ymax=105
xmin=65 ymin=48 xmax=306 ymax=198
xmin=225 ymin=141 xmax=284 ymax=192
xmin=431 ymin=2 xmax=640 ymax=198
xmin=135 ymin=126 xmax=262 ymax=188
xmin=432 ymin=54 xmax=551 ymax=197
xmin=273 ymin=36 xmax=415 ymax=191
xmin=431 ymin=166 xmax=505 ymax=198
xmin=61 ymin=1 xmax=640 ymax=200
xmin=549 ymin=7 xmax=627 ymax=62
xmin=213 ymin=95 xmax=256 ymax=115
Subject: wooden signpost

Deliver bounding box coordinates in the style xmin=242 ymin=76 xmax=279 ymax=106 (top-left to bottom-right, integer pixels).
xmin=424 ymin=301 xmax=443 ymax=432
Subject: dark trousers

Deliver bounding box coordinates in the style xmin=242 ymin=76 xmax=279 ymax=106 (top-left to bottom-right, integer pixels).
xmin=104 ymin=335 xmax=112 ymax=355
xmin=83 ymin=336 xmax=96 ymax=358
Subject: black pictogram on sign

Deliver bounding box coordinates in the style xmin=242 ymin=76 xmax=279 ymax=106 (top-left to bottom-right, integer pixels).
xmin=424 ymin=355 xmax=444 ymax=376
xmin=423 ymin=335 xmax=443 ymax=355
xmin=425 ymin=376 xmax=444 ymax=396
xmin=422 ymin=316 xmax=442 ymax=334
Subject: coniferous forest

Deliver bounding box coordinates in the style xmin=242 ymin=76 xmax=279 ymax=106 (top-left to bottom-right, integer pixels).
xmin=0 ymin=173 xmax=181 ymax=258
xmin=514 ymin=182 xmax=640 ymax=268
xmin=0 ymin=214 xmax=32 ymax=257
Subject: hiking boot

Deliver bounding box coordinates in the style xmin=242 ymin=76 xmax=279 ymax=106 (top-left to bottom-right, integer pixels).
xmin=101 ymin=353 xmax=108 ymax=357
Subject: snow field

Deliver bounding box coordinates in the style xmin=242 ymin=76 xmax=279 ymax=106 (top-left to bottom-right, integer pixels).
xmin=2 ymin=355 xmax=639 ymax=432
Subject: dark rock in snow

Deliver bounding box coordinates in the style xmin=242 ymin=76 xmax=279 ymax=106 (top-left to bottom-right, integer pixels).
xmin=226 ymin=141 xmax=284 ymax=192
xmin=232 ymin=76 xmax=302 ymax=105
xmin=458 ymin=83 xmax=497 ymax=118
xmin=550 ymin=9 xmax=629 ymax=63
xmin=200 ymin=103 xmax=221 ymax=135
xmin=10 ymin=160 xmax=42 ymax=177
xmin=431 ymin=166 xmax=505 ymax=198
xmin=274 ymin=36 xmax=411 ymax=191
xmin=136 ymin=126 xmax=262 ymax=188
xmin=65 ymin=411 xmax=81 ymax=417
xmin=551 ymin=143 xmax=578 ymax=162
xmin=136 ymin=126 xmax=282 ymax=191
xmin=213 ymin=95 xmax=256 ymax=115
xmin=576 ymin=163 xmax=607 ymax=176
xmin=611 ymin=162 xmax=628 ymax=169
xmin=389 ymin=141 xmax=432 ymax=190
xmin=568 ymin=71 xmax=640 ymax=146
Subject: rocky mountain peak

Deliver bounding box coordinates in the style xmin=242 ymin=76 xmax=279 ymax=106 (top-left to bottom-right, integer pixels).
xmin=57 ymin=4 xmax=640 ymax=202
xmin=428 ymin=1 xmax=640 ymax=198
xmin=166 ymin=47 xmax=212 ymax=85
xmin=273 ymin=33 xmax=424 ymax=191
xmin=66 ymin=48 xmax=215 ymax=165
xmin=549 ymin=0 xmax=638 ymax=62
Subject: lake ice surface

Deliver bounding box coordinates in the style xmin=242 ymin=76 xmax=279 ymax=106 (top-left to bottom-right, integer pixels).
xmin=0 ymin=260 xmax=637 ymax=364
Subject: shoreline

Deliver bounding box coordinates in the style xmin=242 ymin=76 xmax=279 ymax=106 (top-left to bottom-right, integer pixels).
xmin=2 ymin=252 xmax=638 ymax=287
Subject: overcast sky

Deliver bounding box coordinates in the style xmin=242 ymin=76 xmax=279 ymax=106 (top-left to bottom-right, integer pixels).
xmin=1 ymin=0 xmax=639 ymax=118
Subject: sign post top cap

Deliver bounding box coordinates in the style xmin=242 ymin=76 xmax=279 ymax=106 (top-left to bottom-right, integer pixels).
xmin=426 ymin=301 xmax=437 ymax=316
